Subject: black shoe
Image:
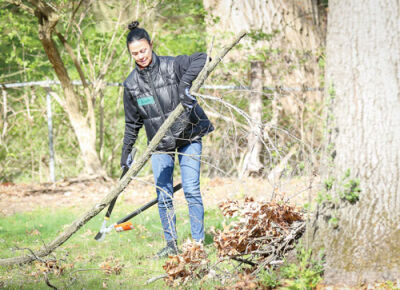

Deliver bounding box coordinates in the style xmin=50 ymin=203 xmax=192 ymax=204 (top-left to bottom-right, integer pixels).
xmin=156 ymin=245 xmax=178 ymax=259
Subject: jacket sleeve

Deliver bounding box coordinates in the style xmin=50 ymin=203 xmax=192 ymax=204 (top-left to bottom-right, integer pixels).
xmin=174 ymin=52 xmax=207 ymax=94
xmin=121 ymin=87 xmax=143 ymax=167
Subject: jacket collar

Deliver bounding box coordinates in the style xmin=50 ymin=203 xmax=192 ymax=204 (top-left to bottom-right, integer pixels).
xmin=136 ymin=52 xmax=159 ymax=75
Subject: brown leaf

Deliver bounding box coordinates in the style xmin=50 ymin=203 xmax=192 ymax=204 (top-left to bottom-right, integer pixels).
xmin=26 ymin=229 xmax=41 ymax=236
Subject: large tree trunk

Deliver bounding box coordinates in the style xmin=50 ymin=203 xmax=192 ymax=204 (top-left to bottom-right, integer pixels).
xmin=310 ymin=0 xmax=400 ymax=284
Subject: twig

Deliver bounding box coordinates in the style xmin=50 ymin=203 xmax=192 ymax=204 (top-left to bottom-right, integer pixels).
xmin=14 ymin=247 xmax=59 ymax=289
xmin=13 ymin=247 xmax=48 ymax=263
xmin=253 ymin=222 xmax=305 ymax=274
xmin=7 ymin=0 xmax=35 ymax=14
xmin=232 ymin=257 xmax=256 ymax=267
xmin=44 ymin=272 xmax=58 ymax=290
xmin=145 ymin=274 xmax=168 ymax=285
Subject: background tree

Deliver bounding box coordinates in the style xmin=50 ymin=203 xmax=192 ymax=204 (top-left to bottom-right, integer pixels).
xmin=1 ymin=0 xmax=207 ymax=180
xmin=202 ymin=0 xmax=326 ymax=178
xmin=310 ymin=0 xmax=400 ymax=284
xmin=8 ymin=0 xmax=110 ymax=176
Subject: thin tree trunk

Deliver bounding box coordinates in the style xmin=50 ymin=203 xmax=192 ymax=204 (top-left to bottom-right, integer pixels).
xmin=241 ymin=61 xmax=264 ymax=176
xmin=1 ymin=88 xmax=8 ymax=142
xmin=33 ymin=3 xmax=103 ymax=176
xmin=40 ymin=33 xmax=101 ymax=175
xmin=309 ymin=0 xmax=400 ymax=284
xmin=99 ymin=91 xmax=105 ymax=161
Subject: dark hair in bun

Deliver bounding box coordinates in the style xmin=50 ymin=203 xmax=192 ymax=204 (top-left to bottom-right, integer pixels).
xmin=126 ymin=21 xmax=151 ymax=47
xmin=128 ymin=21 xmax=139 ymax=31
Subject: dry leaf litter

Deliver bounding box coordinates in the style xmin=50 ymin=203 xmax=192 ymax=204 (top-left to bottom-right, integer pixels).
xmin=163 ymin=197 xmax=305 ymax=287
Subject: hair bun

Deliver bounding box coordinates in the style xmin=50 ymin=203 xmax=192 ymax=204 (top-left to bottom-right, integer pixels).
xmin=128 ymin=21 xmax=139 ymax=31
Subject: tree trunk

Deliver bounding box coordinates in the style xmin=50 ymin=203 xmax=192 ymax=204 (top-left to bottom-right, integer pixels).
xmin=310 ymin=0 xmax=400 ymax=284
xmin=241 ymin=61 xmax=264 ymax=176
xmin=32 ymin=3 xmax=104 ymax=176
xmin=1 ymin=88 xmax=8 ymax=142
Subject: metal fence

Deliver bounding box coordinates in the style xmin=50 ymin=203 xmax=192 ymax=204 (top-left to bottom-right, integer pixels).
xmin=1 ymin=80 xmax=322 ymax=92
xmin=1 ymin=80 xmax=322 ymax=182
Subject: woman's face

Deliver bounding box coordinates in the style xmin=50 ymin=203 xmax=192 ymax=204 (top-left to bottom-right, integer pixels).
xmin=128 ymin=39 xmax=153 ymax=69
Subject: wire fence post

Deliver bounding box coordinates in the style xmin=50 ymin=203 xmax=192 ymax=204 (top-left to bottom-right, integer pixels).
xmin=46 ymin=88 xmax=55 ymax=183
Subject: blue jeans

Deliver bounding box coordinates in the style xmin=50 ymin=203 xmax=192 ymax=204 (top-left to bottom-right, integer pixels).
xmin=151 ymin=141 xmax=204 ymax=242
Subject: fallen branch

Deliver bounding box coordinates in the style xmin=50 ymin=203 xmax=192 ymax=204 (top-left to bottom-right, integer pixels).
xmin=145 ymin=274 xmax=168 ymax=285
xmin=268 ymin=143 xmax=299 ymax=184
xmin=0 ymin=30 xmax=247 ymax=267
xmin=253 ymin=222 xmax=305 ymax=274
xmin=44 ymin=272 xmax=58 ymax=290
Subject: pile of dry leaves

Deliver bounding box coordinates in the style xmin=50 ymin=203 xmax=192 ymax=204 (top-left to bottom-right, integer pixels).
xmin=214 ymin=197 xmax=304 ymax=260
xmin=162 ymin=197 xmax=305 ymax=287
xmin=163 ymin=241 xmax=209 ymax=287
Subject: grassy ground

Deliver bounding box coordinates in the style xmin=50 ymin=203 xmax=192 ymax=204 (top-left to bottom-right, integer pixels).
xmin=0 ymin=204 xmax=225 ymax=289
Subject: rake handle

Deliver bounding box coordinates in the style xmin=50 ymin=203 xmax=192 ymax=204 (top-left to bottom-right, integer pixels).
xmin=116 ymin=183 xmax=182 ymax=224
xmin=105 ymin=148 xmax=137 ymax=218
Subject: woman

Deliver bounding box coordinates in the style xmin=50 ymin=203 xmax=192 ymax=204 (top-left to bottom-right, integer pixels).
xmin=120 ymin=21 xmax=214 ymax=258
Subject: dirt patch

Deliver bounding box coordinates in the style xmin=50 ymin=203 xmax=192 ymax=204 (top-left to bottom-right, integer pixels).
xmin=0 ymin=176 xmax=319 ymax=216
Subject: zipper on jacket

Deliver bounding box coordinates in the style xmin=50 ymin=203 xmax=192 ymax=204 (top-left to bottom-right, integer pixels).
xmin=146 ymin=71 xmax=166 ymax=121
xmin=146 ymin=70 xmax=174 ymax=140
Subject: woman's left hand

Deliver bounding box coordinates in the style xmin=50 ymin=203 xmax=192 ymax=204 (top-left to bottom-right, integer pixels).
xmin=180 ymin=87 xmax=197 ymax=110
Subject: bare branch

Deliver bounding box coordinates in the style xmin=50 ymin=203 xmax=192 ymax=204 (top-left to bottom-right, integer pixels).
xmin=67 ymin=0 xmax=85 ymax=33
xmin=204 ymin=109 xmax=250 ymax=131
xmin=55 ymin=30 xmax=88 ymax=89
xmin=44 ymin=272 xmax=58 ymax=290
xmin=25 ymin=0 xmax=55 ymax=14
xmin=7 ymin=0 xmax=35 ymax=14
xmin=48 ymin=90 xmax=65 ymax=107
xmin=145 ymin=274 xmax=168 ymax=285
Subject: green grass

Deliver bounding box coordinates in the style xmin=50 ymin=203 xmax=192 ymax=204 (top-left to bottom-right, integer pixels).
xmin=0 ymin=205 xmax=224 ymax=289
xmin=0 ymin=204 xmax=323 ymax=289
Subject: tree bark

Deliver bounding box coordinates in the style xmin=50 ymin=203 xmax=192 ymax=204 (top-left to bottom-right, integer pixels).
xmin=241 ymin=61 xmax=264 ymax=176
xmin=0 ymin=88 xmax=8 ymax=142
xmin=309 ymin=0 xmax=400 ymax=284
xmin=0 ymin=30 xmax=247 ymax=267
xmin=38 ymin=23 xmax=103 ymax=176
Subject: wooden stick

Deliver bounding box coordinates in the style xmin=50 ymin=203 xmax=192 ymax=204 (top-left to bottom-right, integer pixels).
xmin=145 ymin=274 xmax=168 ymax=285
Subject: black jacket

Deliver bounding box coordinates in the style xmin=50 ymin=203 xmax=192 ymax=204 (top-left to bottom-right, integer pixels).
xmin=121 ymin=52 xmax=214 ymax=166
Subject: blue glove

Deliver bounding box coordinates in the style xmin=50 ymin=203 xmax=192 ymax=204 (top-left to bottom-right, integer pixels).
xmin=180 ymin=87 xmax=197 ymax=110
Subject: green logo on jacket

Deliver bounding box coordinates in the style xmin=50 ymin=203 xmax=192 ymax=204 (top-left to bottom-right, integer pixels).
xmin=137 ymin=96 xmax=155 ymax=106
